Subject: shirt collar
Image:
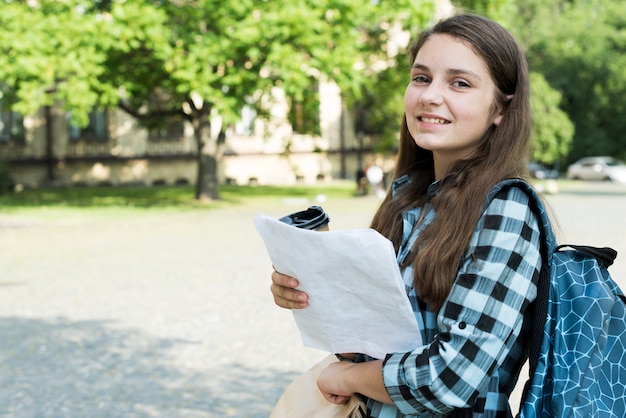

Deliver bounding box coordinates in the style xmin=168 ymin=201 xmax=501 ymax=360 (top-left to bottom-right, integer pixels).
xmin=392 ymin=174 xmax=440 ymax=200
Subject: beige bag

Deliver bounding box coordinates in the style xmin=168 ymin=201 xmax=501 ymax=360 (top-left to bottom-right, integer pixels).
xmin=270 ymin=354 xmax=367 ymax=418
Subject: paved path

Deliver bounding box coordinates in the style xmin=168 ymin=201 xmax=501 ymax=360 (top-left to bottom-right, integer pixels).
xmin=0 ymin=182 xmax=624 ymax=417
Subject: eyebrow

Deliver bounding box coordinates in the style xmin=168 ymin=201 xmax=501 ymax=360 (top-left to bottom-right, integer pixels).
xmin=411 ymin=63 xmax=482 ymax=81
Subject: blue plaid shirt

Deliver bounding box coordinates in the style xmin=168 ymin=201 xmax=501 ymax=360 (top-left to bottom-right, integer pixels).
xmin=364 ymin=177 xmax=541 ymax=417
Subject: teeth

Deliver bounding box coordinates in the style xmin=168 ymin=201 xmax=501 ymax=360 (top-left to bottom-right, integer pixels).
xmin=420 ymin=117 xmax=447 ymax=124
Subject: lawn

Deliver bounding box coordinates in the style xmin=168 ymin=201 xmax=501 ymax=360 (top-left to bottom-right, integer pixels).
xmin=0 ymin=181 xmax=359 ymax=213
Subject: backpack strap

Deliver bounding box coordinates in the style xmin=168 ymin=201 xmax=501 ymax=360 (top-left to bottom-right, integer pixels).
xmin=555 ymin=244 xmax=617 ymax=268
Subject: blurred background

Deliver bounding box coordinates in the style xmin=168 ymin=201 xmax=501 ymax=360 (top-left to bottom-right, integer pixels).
xmin=1 ymin=0 xmax=625 ymax=199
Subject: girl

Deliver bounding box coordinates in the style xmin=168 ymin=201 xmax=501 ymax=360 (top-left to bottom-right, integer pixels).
xmin=271 ymin=14 xmax=541 ymax=417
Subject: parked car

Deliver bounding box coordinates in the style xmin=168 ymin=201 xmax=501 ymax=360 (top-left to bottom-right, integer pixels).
xmin=528 ymin=162 xmax=559 ymax=179
xmin=566 ymin=156 xmax=626 ymax=183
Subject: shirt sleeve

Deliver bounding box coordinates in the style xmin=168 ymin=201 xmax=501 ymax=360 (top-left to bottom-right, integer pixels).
xmin=382 ymin=186 xmax=542 ymax=415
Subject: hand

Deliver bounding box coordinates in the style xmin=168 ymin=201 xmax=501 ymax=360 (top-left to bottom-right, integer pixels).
xmin=319 ymin=359 xmax=392 ymax=406
xmin=317 ymin=361 xmax=353 ymax=404
xmin=270 ymin=270 xmax=309 ymax=309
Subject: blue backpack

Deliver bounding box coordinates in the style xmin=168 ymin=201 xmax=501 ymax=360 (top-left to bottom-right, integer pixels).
xmin=487 ymin=180 xmax=626 ymax=418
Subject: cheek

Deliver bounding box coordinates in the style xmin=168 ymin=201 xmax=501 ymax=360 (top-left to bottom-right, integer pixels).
xmin=459 ymin=98 xmax=496 ymax=126
xmin=404 ymin=85 xmax=418 ymax=110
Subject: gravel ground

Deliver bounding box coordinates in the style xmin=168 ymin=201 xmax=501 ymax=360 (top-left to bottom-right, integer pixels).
xmin=0 ymin=181 xmax=625 ymax=418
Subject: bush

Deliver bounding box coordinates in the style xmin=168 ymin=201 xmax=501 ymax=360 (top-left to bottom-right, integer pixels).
xmin=0 ymin=160 xmax=15 ymax=194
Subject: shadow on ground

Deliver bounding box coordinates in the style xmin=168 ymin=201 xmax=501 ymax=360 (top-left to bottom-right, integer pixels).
xmin=0 ymin=317 xmax=296 ymax=418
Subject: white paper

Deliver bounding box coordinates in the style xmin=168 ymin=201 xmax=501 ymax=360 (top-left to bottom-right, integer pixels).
xmin=254 ymin=214 xmax=422 ymax=359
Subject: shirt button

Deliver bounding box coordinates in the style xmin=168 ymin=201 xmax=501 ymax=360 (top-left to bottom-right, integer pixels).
xmin=459 ymin=322 xmax=467 ymax=329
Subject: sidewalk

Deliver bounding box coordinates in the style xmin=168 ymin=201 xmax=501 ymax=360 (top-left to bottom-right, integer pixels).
xmin=0 ymin=183 xmax=624 ymax=417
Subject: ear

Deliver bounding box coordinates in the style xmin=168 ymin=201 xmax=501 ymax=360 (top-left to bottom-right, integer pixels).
xmin=493 ymin=94 xmax=514 ymax=126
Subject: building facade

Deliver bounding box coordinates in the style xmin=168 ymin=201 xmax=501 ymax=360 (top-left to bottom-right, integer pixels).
xmin=0 ymin=81 xmax=389 ymax=190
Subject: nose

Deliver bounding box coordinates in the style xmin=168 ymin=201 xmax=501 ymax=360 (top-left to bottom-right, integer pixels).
xmin=419 ymin=82 xmax=444 ymax=106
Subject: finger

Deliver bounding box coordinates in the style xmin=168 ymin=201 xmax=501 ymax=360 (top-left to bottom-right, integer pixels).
xmin=271 ymin=270 xmax=299 ymax=288
xmin=321 ymin=392 xmax=350 ymax=405
xmin=270 ymin=271 xmax=308 ymax=308
xmin=270 ymin=282 xmax=308 ymax=309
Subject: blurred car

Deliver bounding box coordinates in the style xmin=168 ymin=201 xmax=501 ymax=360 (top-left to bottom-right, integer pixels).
xmin=566 ymin=156 xmax=626 ymax=183
xmin=528 ymin=162 xmax=559 ymax=179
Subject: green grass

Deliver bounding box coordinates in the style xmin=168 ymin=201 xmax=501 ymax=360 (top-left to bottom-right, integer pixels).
xmin=0 ymin=181 xmax=358 ymax=212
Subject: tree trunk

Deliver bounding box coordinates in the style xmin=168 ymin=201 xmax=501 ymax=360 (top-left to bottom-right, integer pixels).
xmin=117 ymin=99 xmax=224 ymax=201
xmin=193 ymin=115 xmax=224 ymax=201
xmin=44 ymin=105 xmax=56 ymax=184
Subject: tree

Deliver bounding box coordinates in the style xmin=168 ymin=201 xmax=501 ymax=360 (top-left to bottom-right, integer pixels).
xmin=453 ymin=0 xmax=509 ymax=19
xmin=489 ymin=0 xmax=577 ymax=167
xmin=508 ymin=0 xmax=626 ymax=162
xmin=0 ymin=1 xmax=117 ymax=125
xmin=1 ymin=0 xmax=435 ymax=198
xmin=334 ymin=1 xmax=437 ymax=155
xmin=0 ymin=0 xmax=121 ymax=184
xmin=100 ymin=0 xmax=437 ymax=200
xmin=529 ymin=72 xmax=574 ymax=165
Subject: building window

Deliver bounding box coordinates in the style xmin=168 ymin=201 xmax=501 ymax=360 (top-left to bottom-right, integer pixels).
xmin=234 ymin=105 xmax=256 ymax=136
xmin=68 ymin=110 xmax=108 ymax=141
xmin=0 ymin=107 xmax=25 ymax=142
xmin=148 ymin=118 xmax=185 ymax=140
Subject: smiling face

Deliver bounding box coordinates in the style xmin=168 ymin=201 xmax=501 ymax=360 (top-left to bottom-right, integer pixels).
xmin=404 ymin=34 xmax=504 ymax=179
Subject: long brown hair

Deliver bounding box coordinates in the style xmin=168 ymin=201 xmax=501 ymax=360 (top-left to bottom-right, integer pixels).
xmin=370 ymin=14 xmax=532 ymax=311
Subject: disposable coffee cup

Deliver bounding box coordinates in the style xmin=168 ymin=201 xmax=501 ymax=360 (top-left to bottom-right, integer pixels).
xmin=278 ymin=206 xmax=330 ymax=231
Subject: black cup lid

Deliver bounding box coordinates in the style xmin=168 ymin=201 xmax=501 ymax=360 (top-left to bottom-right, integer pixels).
xmin=278 ymin=206 xmax=330 ymax=230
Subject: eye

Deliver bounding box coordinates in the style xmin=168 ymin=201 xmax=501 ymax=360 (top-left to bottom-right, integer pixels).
xmin=411 ymin=74 xmax=430 ymax=84
xmin=452 ymin=79 xmax=471 ymax=88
